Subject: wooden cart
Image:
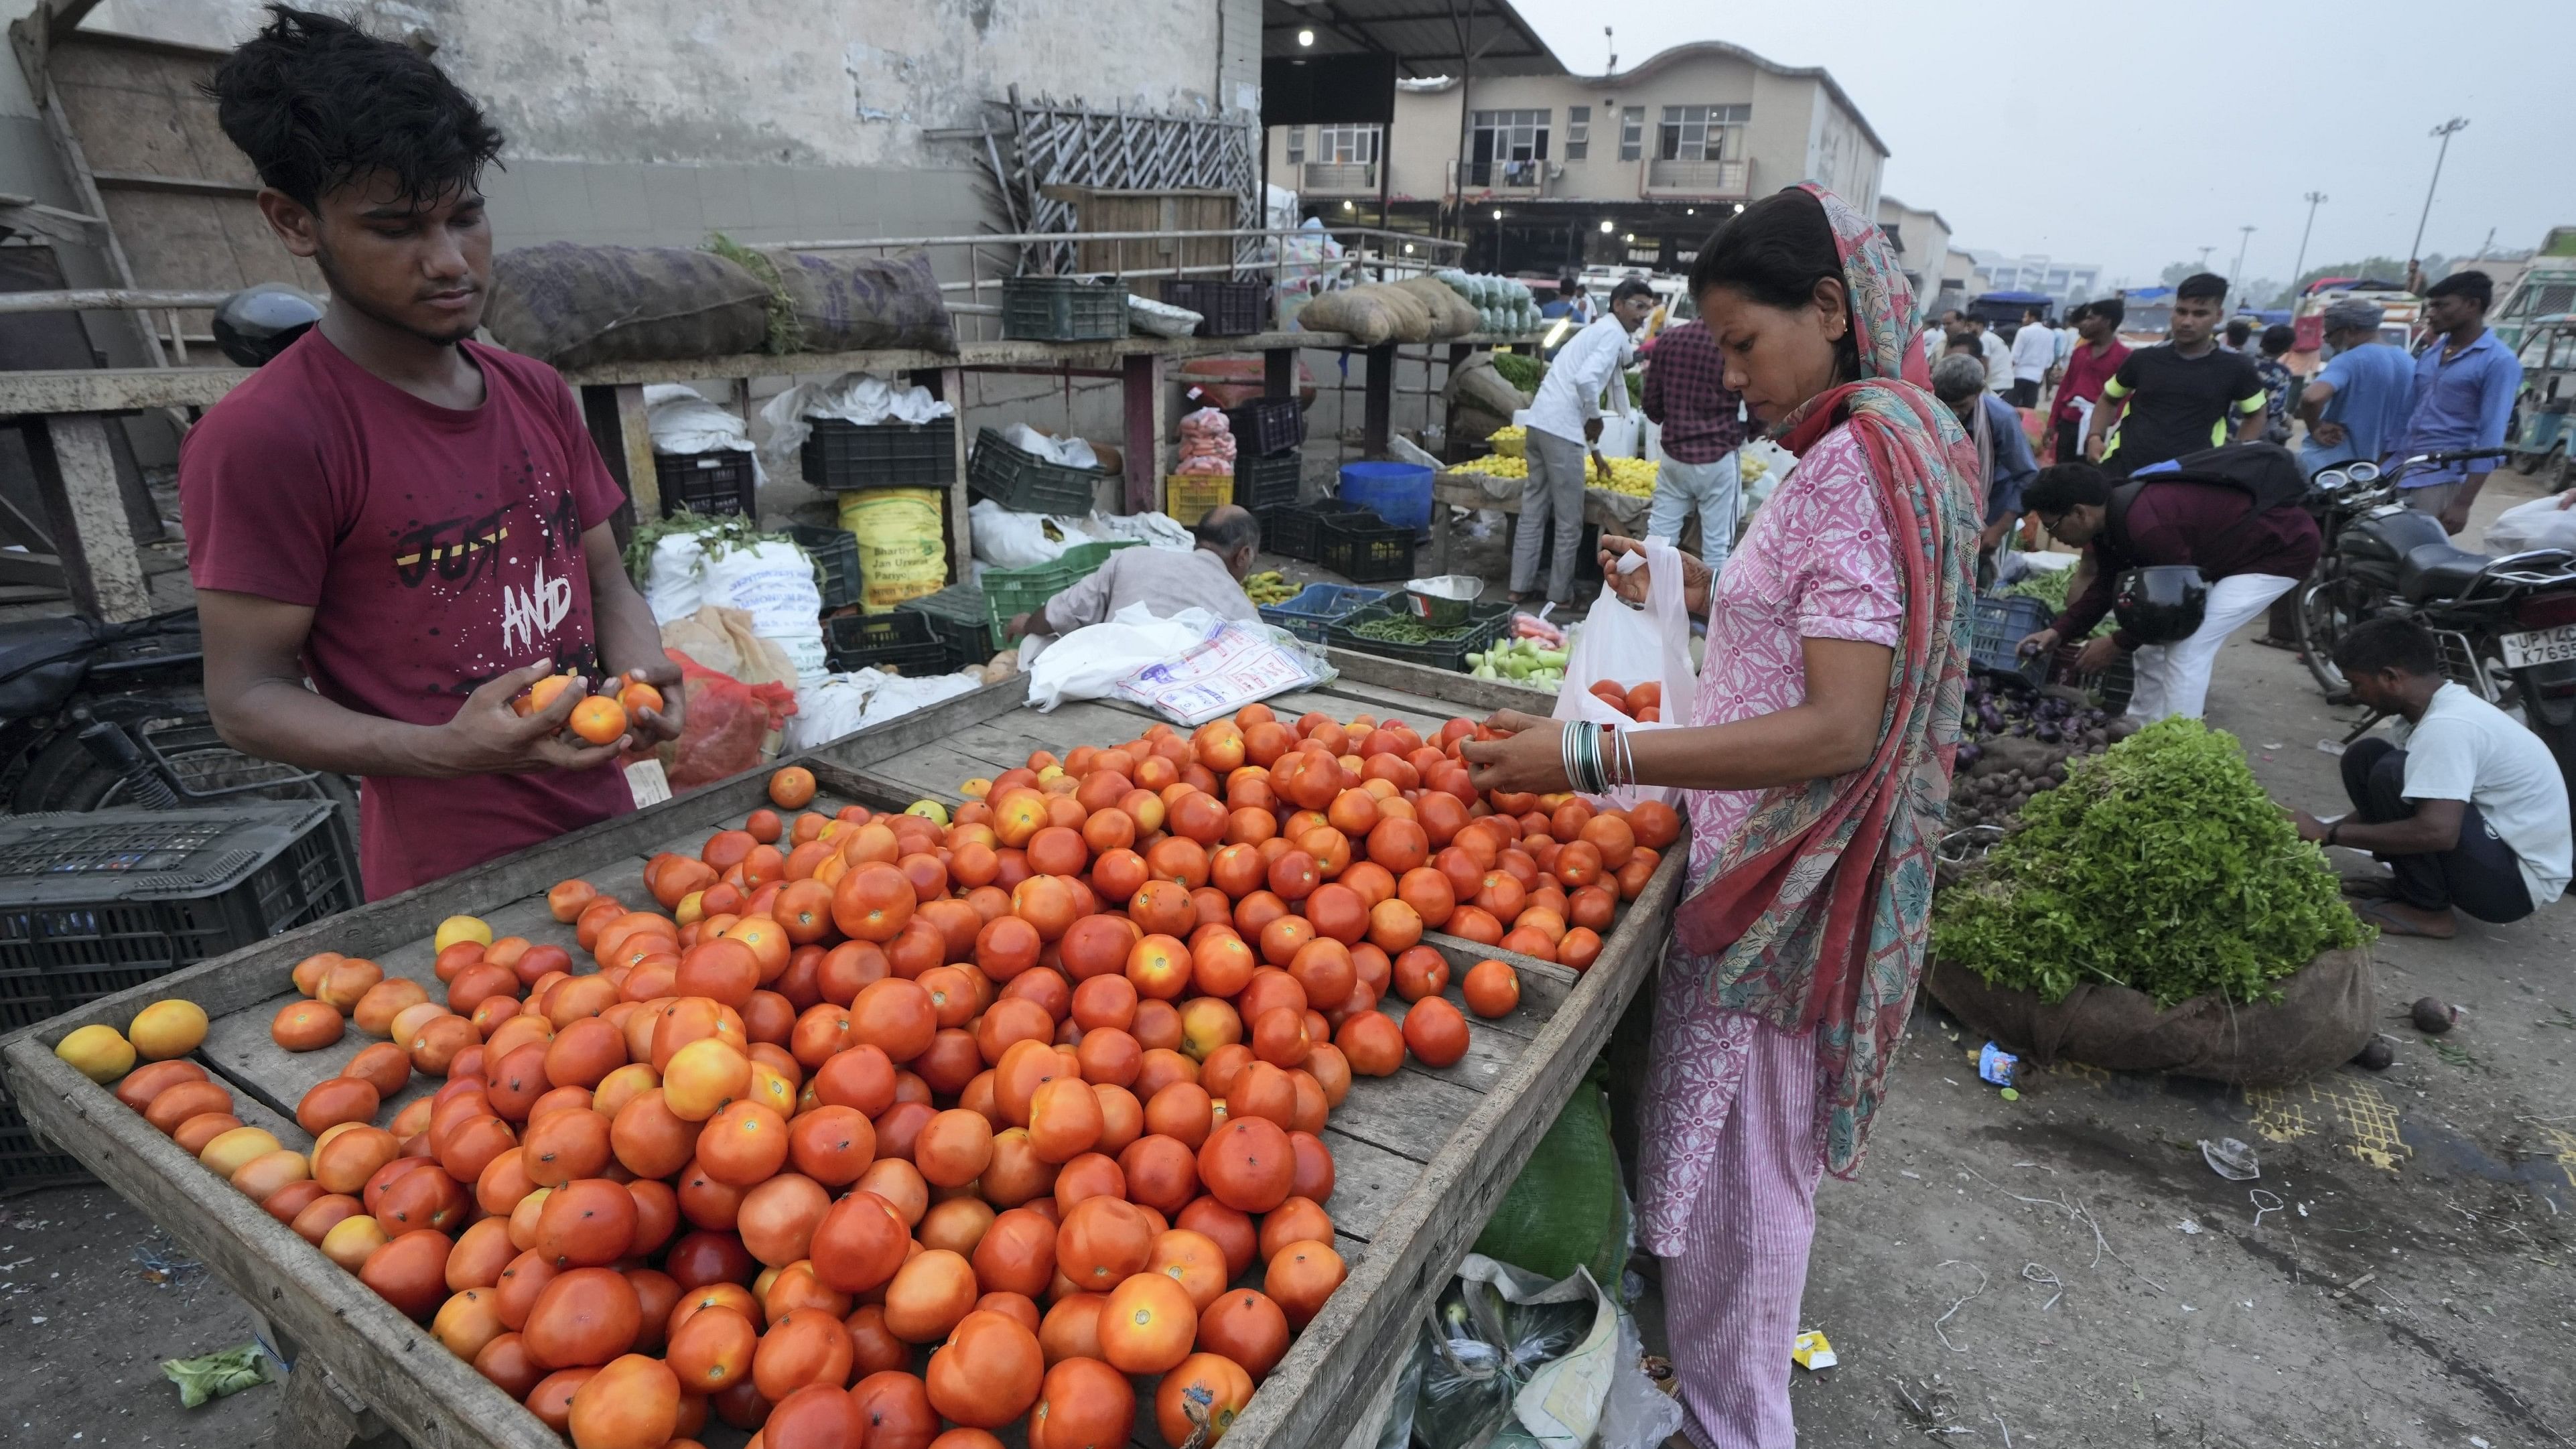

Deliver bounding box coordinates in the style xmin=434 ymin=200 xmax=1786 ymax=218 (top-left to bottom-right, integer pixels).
xmin=0 ymin=663 xmax=1678 ymax=1449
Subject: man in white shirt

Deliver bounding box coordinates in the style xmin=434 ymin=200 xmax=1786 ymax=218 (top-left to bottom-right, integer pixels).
xmin=1967 ymin=318 xmax=2013 ymax=393
xmin=1514 ymin=277 xmax=1656 ymax=604
xmin=2008 ymin=306 xmax=2055 ymax=409
xmin=2289 ymin=618 xmax=2571 ymax=937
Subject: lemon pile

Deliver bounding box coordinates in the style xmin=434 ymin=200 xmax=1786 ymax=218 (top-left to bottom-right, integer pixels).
xmin=1450 ymin=455 xmax=1528 ymax=480
xmin=1244 ymin=570 xmax=1299 ymax=606
xmin=1485 ymin=425 xmax=1527 ymax=458
xmin=1448 ymin=452 xmax=1659 ymax=498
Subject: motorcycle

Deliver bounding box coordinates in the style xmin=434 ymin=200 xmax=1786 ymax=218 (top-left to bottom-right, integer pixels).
xmin=0 ymin=608 xmax=356 ymax=817
xmin=2295 ymin=447 xmax=2576 ymax=792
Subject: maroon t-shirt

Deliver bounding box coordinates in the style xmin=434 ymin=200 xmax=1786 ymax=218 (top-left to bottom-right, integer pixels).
xmin=180 ymin=331 xmax=634 ymax=899
xmin=2053 ymin=481 xmax=2322 ymax=648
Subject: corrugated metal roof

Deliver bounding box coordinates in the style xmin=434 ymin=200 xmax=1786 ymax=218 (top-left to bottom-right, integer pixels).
xmin=1262 ymin=0 xmax=1566 ymax=78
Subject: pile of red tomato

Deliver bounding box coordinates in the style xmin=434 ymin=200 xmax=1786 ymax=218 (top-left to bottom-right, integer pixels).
xmin=100 ymin=703 xmax=1678 ymax=1449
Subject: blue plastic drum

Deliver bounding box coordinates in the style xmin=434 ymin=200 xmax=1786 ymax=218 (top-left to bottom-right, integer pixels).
xmin=1337 ymin=461 xmax=1434 ymax=530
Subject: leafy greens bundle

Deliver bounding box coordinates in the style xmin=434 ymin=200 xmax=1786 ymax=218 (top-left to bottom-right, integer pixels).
xmin=1931 ymin=717 xmax=2368 ymax=1006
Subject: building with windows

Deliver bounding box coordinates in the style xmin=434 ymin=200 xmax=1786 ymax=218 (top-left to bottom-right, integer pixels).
xmin=1875 ymin=195 xmax=1952 ymax=323
xmin=1266 ymin=39 xmax=1889 ymax=276
xmin=1964 ymin=252 xmax=2104 ymax=309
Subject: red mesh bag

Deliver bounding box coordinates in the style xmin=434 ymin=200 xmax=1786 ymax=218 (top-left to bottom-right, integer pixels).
xmin=662 ymin=650 xmax=797 ymax=789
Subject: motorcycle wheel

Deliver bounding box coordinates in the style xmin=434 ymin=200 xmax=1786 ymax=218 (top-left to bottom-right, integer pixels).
xmin=12 ymin=702 xmax=357 ymax=816
xmin=2295 ymin=576 xmax=2362 ymax=696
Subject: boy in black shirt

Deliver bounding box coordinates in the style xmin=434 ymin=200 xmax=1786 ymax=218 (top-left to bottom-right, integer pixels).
xmin=2086 ymin=273 xmax=2267 ymax=476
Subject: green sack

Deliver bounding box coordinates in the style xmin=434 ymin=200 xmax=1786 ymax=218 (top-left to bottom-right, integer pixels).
xmin=1471 ymin=1080 xmax=1628 ymax=1288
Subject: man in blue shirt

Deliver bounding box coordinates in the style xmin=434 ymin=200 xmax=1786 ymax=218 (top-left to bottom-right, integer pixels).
xmin=2398 ymin=270 xmax=2521 ymax=534
xmin=2297 ymin=300 xmax=2417 ymax=476
xmin=1931 ymin=352 xmax=2036 ymax=577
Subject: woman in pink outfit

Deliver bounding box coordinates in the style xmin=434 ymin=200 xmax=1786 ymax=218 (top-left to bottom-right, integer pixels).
xmin=1461 ymin=185 xmax=1980 ymax=1448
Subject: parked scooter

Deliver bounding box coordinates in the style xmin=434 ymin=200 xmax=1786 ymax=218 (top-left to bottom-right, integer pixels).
xmin=0 ymin=608 xmax=356 ymax=815
xmin=2295 ymin=447 xmax=2576 ymax=795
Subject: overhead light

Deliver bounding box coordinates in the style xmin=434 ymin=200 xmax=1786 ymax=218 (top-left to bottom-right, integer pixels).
xmin=1733 ymin=202 xmax=1745 ymax=213
xmin=1340 ymin=199 xmax=1354 ymax=211
xmin=1491 ymin=208 xmax=1503 ymax=220
xmin=1403 ymin=243 xmax=1415 ymax=254
xmin=1297 ymin=27 xmax=1314 ymax=46
xmin=1686 ymin=207 xmax=1695 ymax=215
xmin=1599 ymin=219 xmax=1614 ymax=233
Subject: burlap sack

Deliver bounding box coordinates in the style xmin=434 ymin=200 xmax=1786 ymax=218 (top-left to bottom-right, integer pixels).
xmin=1297 ymin=282 xmax=1433 ymax=345
xmin=1923 ymin=947 xmax=2375 ymax=1087
xmin=1443 ymin=352 xmax=1533 ymax=420
xmin=1393 ymin=276 xmax=1483 ymax=340
xmin=486 ymin=243 xmax=768 ymax=368
xmin=757 ymin=247 xmax=957 ymax=354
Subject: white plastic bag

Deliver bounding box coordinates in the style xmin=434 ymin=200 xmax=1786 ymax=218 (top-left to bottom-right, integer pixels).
xmin=1592 ymin=412 xmax=1641 ymax=461
xmin=1128 ymin=294 xmax=1202 ymax=338
xmin=969 ymin=500 xmax=1075 ymax=569
xmin=1024 ymin=604 xmax=1217 ymax=711
xmin=641 ymin=533 xmax=707 ymax=623
xmin=1115 ymin=622 xmax=1331 ymax=726
xmin=2483 ymin=495 xmax=2576 ymax=556
xmin=756 ymin=371 xmax=953 ymax=464
xmin=1551 ymin=537 xmax=1693 ymax=811
xmin=699 ymin=540 xmax=827 ymax=686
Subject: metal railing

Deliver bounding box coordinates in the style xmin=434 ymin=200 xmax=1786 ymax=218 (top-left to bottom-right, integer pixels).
xmin=1300 ymin=161 xmax=1379 ymax=196
xmin=1452 ymin=159 xmax=1548 ymax=196
xmin=1640 ymin=157 xmax=1749 ymax=198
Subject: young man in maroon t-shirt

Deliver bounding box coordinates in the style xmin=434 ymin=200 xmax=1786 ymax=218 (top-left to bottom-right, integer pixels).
xmin=182 ymin=8 xmax=681 ymax=899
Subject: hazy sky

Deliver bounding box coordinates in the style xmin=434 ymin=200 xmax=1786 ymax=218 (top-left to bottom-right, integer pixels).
xmin=1515 ymin=0 xmax=2572 ymax=289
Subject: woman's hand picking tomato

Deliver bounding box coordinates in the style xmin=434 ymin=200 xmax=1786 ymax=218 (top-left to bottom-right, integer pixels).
xmin=1456 ymin=711 xmax=1572 ymax=795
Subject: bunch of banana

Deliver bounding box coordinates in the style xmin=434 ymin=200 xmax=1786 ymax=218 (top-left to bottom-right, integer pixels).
xmin=1741 ymin=452 xmax=1771 ymax=483
xmin=1243 ymin=570 xmax=1300 ymax=605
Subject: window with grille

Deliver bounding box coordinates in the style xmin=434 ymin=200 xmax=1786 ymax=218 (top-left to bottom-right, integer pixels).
xmin=1470 ymin=109 xmax=1550 ymax=161
xmin=1316 ymin=123 xmax=1381 ymax=165
xmin=1284 ymin=127 xmax=1304 ymax=165
xmin=1618 ymin=106 xmax=1644 ymax=161
xmin=1657 ymin=105 xmax=1750 ymax=161
xmin=1565 ymin=106 xmax=1590 ymax=161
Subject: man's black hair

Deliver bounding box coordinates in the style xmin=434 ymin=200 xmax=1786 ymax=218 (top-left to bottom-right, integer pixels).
xmin=2333 ymin=616 xmax=2442 ymax=679
xmin=1943 ymin=333 xmax=1980 ymax=352
xmin=2025 ymin=462 xmax=2112 ymax=515
xmin=1558 ymin=277 xmax=1581 ymax=297
xmin=2224 ymin=318 xmax=2254 ymax=347
xmin=2175 ymin=273 xmax=2229 ymax=305
xmin=2024 ymin=305 xmax=2046 ymax=322
xmin=2260 ymin=323 xmax=2295 ymax=356
xmin=2427 ymin=269 xmax=2494 ymax=310
xmin=2091 ymin=296 xmax=2126 ymax=327
xmin=1609 ymin=277 xmax=1655 ymax=307
xmin=207 ymin=5 xmax=503 ymax=211
xmin=1192 ymin=506 xmax=1262 ymax=557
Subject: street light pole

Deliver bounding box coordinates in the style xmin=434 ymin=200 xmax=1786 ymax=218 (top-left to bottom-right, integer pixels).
xmin=2290 ymin=191 xmax=2326 ymax=299
xmin=2230 ymin=224 xmax=2256 ymax=307
xmin=2409 ymin=117 xmax=2469 ymax=267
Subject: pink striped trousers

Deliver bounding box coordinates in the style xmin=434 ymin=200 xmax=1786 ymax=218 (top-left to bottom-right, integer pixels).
xmin=1655 ymin=1019 xmax=1824 ymax=1449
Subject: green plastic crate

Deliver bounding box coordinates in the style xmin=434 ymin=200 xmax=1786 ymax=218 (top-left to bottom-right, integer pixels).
xmin=896 ymin=583 xmax=1004 ymax=663
xmin=981 ymin=540 xmax=1142 ymax=639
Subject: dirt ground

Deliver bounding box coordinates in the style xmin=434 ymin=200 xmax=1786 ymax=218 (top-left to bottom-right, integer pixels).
xmin=1 ymin=470 xmax=2570 ymax=1447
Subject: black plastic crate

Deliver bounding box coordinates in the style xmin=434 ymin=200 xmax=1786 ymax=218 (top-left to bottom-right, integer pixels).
xmin=1235 ymin=451 xmax=1303 ymax=510
xmin=0 ymin=804 xmax=356 ymax=1031
xmin=789 ymin=525 xmax=864 ymax=611
xmin=1002 ymin=276 xmax=1127 ymax=342
xmin=1160 ymin=279 xmax=1266 ymax=337
xmin=825 ymin=612 xmax=959 ymax=677
xmin=1225 ymin=399 xmax=1305 ymax=458
xmin=967 ymin=429 xmax=1111 ymax=514
xmin=896 ymin=583 xmax=1003 ymax=665
xmin=800 ymin=417 xmax=957 ymax=492
xmin=2 ymin=1095 xmax=84 ymax=1191
xmin=653 ymin=450 xmax=756 ymax=518
xmin=1258 ymin=498 xmax=1371 ymax=563
xmin=1317 ymin=510 xmax=1420 ymax=583
xmin=1327 ymin=598 xmax=1513 ymax=673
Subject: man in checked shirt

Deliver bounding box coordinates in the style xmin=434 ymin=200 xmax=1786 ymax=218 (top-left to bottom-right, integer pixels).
xmin=1639 ymin=316 xmax=1751 ymax=569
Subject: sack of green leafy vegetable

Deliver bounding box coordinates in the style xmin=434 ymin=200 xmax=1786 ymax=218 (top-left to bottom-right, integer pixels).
xmin=1925 ymin=717 xmax=2376 ymax=1085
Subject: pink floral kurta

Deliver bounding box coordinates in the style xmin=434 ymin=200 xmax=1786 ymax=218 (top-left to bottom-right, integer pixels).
xmin=1636 ymin=423 xmax=1902 ymax=1253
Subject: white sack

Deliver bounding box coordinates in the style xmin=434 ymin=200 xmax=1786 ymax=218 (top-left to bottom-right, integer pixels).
xmin=1025 ymin=604 xmax=1216 ymax=711
xmin=641 ymin=533 xmax=707 ymax=624
xmin=699 ymin=539 xmax=827 ymax=686
xmin=757 ymin=371 xmax=953 ymax=464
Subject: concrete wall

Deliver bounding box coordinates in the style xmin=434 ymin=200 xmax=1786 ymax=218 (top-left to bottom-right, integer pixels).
xmin=1877 ymin=196 xmax=1950 ymax=323
xmin=1267 ymin=46 xmax=1884 ymax=218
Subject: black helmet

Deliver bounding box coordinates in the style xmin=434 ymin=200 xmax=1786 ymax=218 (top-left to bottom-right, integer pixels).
xmin=2112 ymin=565 xmax=2209 ymax=646
xmin=212 ymin=283 xmax=324 ymax=367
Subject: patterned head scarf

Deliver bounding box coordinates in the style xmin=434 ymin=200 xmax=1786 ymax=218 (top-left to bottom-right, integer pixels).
xmin=1671 ymin=184 xmax=1984 ymax=1178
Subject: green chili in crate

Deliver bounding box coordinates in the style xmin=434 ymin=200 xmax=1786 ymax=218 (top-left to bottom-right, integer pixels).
xmin=1351 ymin=614 xmax=1477 ymax=644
